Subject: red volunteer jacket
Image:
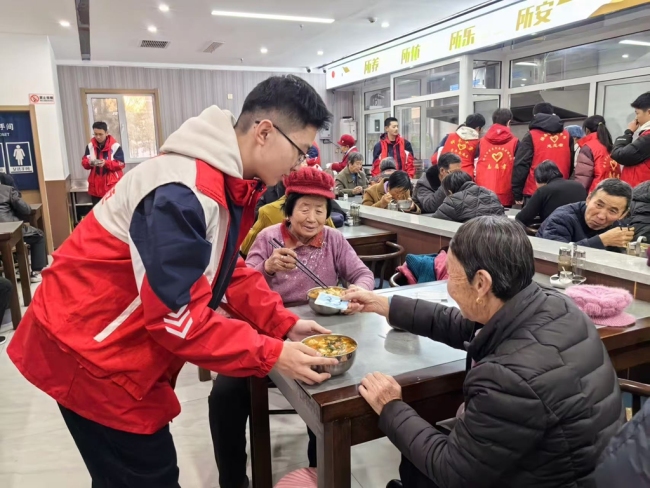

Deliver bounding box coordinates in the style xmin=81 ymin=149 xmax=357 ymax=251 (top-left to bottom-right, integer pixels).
xmin=475 ymin=124 xmax=518 ymax=207
xmin=8 ymin=107 xmax=298 ymax=434
xmin=576 ymin=133 xmax=621 ymax=193
xmin=331 ymin=146 xmax=359 ymax=173
xmin=81 ymin=135 xmax=126 ymax=198
xmin=523 ymin=129 xmax=572 ymax=196
xmin=438 ymin=132 xmax=480 ymax=177
xmin=372 ymin=134 xmax=415 ymax=177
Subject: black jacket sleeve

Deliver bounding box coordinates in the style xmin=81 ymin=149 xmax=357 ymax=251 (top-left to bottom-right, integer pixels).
xmin=9 ymin=188 xmax=32 ymax=220
xmin=388 ymin=295 xmax=475 ymax=350
xmin=431 ymin=196 xmax=458 ymax=222
xmin=515 ymin=188 xmax=544 ymax=227
xmin=373 ymin=142 xmax=382 ymax=163
xmin=512 ymin=133 xmax=534 ymax=201
xmin=612 ymin=130 xmax=650 ymax=167
xmin=429 ymin=186 xmax=448 ymax=214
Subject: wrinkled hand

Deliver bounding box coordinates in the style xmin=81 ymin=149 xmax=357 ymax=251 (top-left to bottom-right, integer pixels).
xmin=359 ymin=372 xmax=402 ymax=415
xmin=343 ymin=286 xmax=390 ymax=317
xmin=353 ymin=186 xmax=364 ymax=195
xmin=287 ymin=319 xmax=331 ymax=342
xmin=273 ymin=342 xmax=338 ymax=385
xmin=264 ymin=247 xmax=297 ymax=275
xmin=600 ymin=227 xmax=635 ymax=248
xmin=628 ymin=119 xmax=640 ymax=133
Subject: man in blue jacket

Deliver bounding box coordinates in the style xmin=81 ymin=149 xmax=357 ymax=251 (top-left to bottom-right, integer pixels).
xmin=537 ymin=179 xmax=634 ymax=251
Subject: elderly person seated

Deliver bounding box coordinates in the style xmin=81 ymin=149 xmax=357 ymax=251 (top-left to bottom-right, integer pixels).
xmin=371 ymin=157 xmax=398 ymax=184
xmin=345 ymin=216 xmax=622 ymax=488
xmin=414 ymin=153 xmax=462 ymax=214
xmin=431 ymin=171 xmax=504 ymax=222
xmin=210 ymin=169 xmax=374 ymax=488
xmin=537 ymin=178 xmax=634 ymax=251
xmin=335 ymin=152 xmax=368 ymax=197
xmin=363 ymin=171 xmax=421 ymax=214
xmin=516 ymin=160 xmax=587 ymax=229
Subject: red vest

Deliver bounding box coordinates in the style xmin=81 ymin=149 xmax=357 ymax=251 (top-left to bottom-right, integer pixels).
xmin=579 ymin=133 xmax=621 ymax=193
xmin=442 ymin=133 xmax=479 ymax=176
xmin=524 ymin=129 xmax=572 ymax=196
xmin=475 ymin=138 xmax=518 ymax=207
xmin=621 ymin=131 xmax=650 ymax=188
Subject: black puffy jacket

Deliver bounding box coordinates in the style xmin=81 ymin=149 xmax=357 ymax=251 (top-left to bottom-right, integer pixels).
xmin=628 ymin=180 xmax=650 ymax=242
xmin=431 ymin=181 xmax=504 ymax=222
xmin=380 ymin=283 xmax=623 ymax=488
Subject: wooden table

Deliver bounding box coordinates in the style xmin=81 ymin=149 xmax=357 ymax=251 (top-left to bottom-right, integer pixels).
xmin=339 ymin=225 xmax=397 ymax=253
xmin=0 ymin=221 xmax=32 ymax=328
xmin=249 ymin=281 xmax=650 ymax=488
xmin=28 ymin=203 xmax=44 ymax=231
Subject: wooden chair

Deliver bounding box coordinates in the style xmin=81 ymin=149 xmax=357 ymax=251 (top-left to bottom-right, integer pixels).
xmin=389 ymin=271 xmax=408 ymax=287
xmin=619 ymin=379 xmax=650 ymax=419
xmin=358 ymin=241 xmax=405 ymax=290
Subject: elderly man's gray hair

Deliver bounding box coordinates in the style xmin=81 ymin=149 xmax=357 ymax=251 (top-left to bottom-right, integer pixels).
xmin=348 ymin=152 xmax=365 ymax=165
xmin=380 ymin=157 xmax=397 ymax=172
xmin=450 ymin=216 xmax=534 ymax=301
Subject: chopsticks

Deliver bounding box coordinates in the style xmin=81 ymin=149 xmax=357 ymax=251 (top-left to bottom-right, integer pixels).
xmin=270 ymin=238 xmax=328 ymax=289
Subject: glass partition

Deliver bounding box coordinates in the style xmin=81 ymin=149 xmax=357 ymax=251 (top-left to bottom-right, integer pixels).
xmin=395 ymin=104 xmax=422 ymax=159
xmin=473 ymin=61 xmax=501 ymax=89
xmin=394 ymin=63 xmax=460 ymax=100
xmin=364 ymin=111 xmax=391 ymax=165
xmin=364 ymin=88 xmax=391 ymax=110
xmin=425 ymin=97 xmax=460 ymax=161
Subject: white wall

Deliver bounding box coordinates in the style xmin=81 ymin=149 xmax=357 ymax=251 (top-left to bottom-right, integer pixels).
xmin=0 ymin=33 xmax=69 ymax=181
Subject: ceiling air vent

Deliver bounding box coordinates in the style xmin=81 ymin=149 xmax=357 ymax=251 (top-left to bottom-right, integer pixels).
xmin=203 ymin=41 xmax=225 ymax=53
xmin=140 ymin=40 xmax=170 ymax=49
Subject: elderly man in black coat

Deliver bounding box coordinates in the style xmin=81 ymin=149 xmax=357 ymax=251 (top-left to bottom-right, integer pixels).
xmin=346 ymin=216 xmax=623 ymax=488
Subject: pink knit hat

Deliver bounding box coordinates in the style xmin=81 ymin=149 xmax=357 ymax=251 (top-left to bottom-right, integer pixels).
xmin=565 ymin=285 xmax=635 ymax=327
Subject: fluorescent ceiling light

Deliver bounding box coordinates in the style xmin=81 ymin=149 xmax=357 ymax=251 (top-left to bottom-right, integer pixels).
xmin=59 ymin=20 xmax=71 ymax=27
xmin=211 ymin=10 xmax=334 ymax=24
xmin=622 ymin=54 xmax=630 ymax=58
xmin=148 ymin=26 xmax=158 ymax=33
xmin=260 ymin=47 xmax=268 ymax=54
xmin=620 ymin=40 xmax=650 ymax=47
xmin=381 ymin=22 xmax=390 ymax=28
xmin=317 ymin=50 xmax=324 ymax=56
xmin=521 ymin=78 xmax=527 ymax=81
xmin=159 ymin=4 xmax=170 ymax=12
xmin=515 ymin=61 xmax=537 ymax=66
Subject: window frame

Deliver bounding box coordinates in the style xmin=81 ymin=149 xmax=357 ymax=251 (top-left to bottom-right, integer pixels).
xmin=81 ymin=88 xmax=163 ymax=164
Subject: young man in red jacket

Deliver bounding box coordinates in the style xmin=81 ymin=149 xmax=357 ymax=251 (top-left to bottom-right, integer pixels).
xmin=82 ymin=121 xmax=126 ymax=206
xmin=330 ymin=134 xmax=358 ymax=172
xmin=612 ymin=91 xmax=650 ymax=187
xmin=8 ymin=75 xmax=337 ymax=488
xmin=475 ymin=109 xmax=519 ymax=206
xmin=372 ymin=117 xmax=415 ymax=177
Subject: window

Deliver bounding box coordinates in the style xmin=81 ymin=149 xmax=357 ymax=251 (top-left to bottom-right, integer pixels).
xmin=511 ymin=30 xmax=650 ymax=87
xmin=86 ymin=92 xmax=160 ymax=163
xmin=394 ymin=63 xmax=460 ymax=100
xmin=424 ymin=97 xmax=460 ymax=159
xmin=473 ymin=95 xmax=500 ymax=132
xmin=473 ymin=61 xmax=501 ymax=89
xmin=364 ymin=111 xmax=391 ymax=164
xmin=364 ymin=88 xmax=391 ymax=110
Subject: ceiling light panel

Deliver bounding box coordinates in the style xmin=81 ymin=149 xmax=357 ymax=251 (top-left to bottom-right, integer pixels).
xmin=211 ymin=10 xmax=334 ymax=24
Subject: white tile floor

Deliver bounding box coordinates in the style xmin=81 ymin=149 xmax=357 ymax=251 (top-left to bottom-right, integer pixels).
xmin=0 ymin=283 xmax=402 ymax=488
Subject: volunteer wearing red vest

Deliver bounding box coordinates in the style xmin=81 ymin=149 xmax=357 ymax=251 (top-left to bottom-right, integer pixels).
xmin=431 ymin=113 xmax=485 ymax=176
xmin=512 ymin=102 xmax=574 ymax=204
xmin=81 ymin=121 xmax=125 ymax=206
xmin=475 ymin=109 xmax=518 ymax=207
xmin=575 ymin=115 xmax=621 ymax=193
xmin=7 ymin=76 xmax=338 ymax=487
xmin=330 ymin=134 xmax=358 ymax=172
xmin=612 ymin=92 xmax=650 ymax=188
xmin=372 ymin=117 xmax=415 ymax=177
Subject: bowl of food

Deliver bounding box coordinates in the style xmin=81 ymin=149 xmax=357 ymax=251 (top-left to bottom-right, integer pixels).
xmin=397 ymin=199 xmax=412 ymax=211
xmin=302 ymin=334 xmax=357 ymax=376
xmin=307 ymin=286 xmax=347 ymax=315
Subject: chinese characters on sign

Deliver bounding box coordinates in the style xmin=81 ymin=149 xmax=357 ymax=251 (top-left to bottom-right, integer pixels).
xmin=401 ymin=44 xmax=421 ymax=65
xmin=364 ymin=57 xmax=380 ymax=74
xmin=449 ymin=27 xmax=475 ymax=51
xmin=29 ymin=94 xmax=55 ymax=105
xmin=0 ymin=123 xmax=15 ymax=132
xmin=515 ymin=0 xmax=574 ymax=31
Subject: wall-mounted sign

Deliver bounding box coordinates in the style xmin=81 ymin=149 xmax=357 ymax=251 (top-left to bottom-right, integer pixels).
xmin=0 ymin=111 xmax=39 ymax=190
xmin=326 ymin=0 xmax=650 ymax=89
xmin=29 ymin=93 xmax=55 ymax=104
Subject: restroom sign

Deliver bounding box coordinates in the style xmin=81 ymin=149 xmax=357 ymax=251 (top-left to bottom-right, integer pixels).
xmin=29 ymin=94 xmax=55 ymax=104
xmin=6 ymin=142 xmax=33 ymax=174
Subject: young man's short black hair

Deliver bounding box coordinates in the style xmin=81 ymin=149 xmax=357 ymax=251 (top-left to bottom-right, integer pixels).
xmin=533 ymin=102 xmax=554 ymax=116
xmin=384 ymin=117 xmax=398 ymax=128
xmin=236 ymin=75 xmax=331 ymax=133
xmin=465 ymin=113 xmax=486 ymax=130
xmin=631 ymin=92 xmax=650 ymax=111
xmin=534 ymin=160 xmax=563 ymax=184
xmin=591 ymin=179 xmax=633 ymax=210
xmin=438 ymin=152 xmax=462 ymax=171
xmin=442 ymin=170 xmax=473 ymax=195
xmin=282 ymin=192 xmax=332 ymax=219
xmin=92 ymin=121 xmax=108 ymax=132
xmin=492 ymin=108 xmax=513 ymax=126
xmin=387 ymin=171 xmax=412 ymax=192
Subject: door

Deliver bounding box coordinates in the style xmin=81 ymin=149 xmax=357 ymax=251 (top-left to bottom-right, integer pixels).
xmin=596 ymin=76 xmax=650 ymax=138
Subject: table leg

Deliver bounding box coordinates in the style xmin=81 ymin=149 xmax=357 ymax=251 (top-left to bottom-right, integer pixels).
xmin=15 ymin=239 xmax=32 ymax=307
xmin=249 ymin=376 xmax=273 ymax=488
xmin=317 ymin=419 xmax=352 ymax=488
xmin=0 ymin=242 xmax=21 ymax=329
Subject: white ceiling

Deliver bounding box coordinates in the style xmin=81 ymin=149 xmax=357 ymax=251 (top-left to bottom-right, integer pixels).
xmin=0 ymin=0 xmax=490 ymax=68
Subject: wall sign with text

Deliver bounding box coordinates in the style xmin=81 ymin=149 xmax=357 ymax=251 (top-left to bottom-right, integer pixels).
xmin=326 ymin=0 xmax=650 ymax=89
xmin=0 ymin=112 xmax=40 ymax=190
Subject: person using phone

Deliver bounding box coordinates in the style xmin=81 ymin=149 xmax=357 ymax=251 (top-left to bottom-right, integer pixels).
xmin=81 ymin=121 xmax=125 ymax=206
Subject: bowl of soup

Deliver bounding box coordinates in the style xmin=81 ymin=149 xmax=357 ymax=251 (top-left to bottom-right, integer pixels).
xmin=307 ymin=286 xmax=347 ymax=315
xmin=301 ymin=334 xmax=358 ymax=376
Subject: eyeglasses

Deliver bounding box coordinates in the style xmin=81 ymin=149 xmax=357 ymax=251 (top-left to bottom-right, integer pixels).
xmin=255 ymin=120 xmax=307 ymax=165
